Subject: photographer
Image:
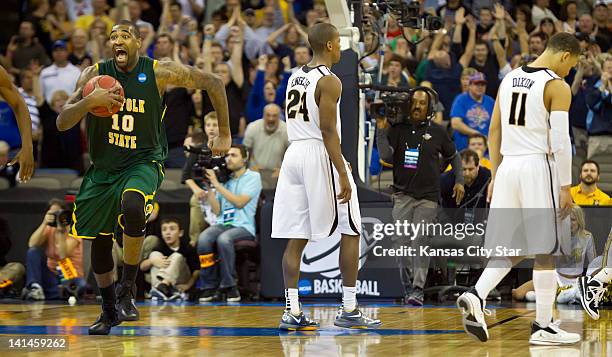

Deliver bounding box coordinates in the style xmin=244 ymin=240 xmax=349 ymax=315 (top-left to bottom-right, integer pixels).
xmin=22 ymin=199 xmax=85 ymax=301
xmin=182 ymin=112 xmax=220 ymax=246
xmin=197 ymin=144 xmax=262 ymax=302
xmin=376 ymin=89 xmax=464 ymax=306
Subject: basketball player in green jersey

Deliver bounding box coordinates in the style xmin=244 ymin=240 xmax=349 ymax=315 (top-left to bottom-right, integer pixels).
xmin=57 ymin=20 xmax=231 ymax=335
xmin=0 ymin=65 xmax=35 ymax=182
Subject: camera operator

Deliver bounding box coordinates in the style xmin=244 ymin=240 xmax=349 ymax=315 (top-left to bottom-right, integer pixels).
xmin=22 ymin=198 xmax=85 ymax=301
xmin=197 ymin=144 xmax=262 ymax=302
xmin=182 ymin=112 xmax=220 ymax=246
xmin=376 ymin=88 xmax=464 ymax=306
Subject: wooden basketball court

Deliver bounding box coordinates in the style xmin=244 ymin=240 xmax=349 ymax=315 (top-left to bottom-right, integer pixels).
xmin=0 ymin=301 xmax=608 ymax=356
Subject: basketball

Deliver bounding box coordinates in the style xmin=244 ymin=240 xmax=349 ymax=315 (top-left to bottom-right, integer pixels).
xmin=83 ymin=75 xmax=124 ymax=117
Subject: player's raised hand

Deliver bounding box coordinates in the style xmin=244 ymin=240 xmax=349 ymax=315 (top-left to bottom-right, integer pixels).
xmin=558 ymin=187 xmax=572 ymax=220
xmin=8 ymin=147 xmax=34 ymax=183
xmin=337 ymin=173 xmax=352 ymax=204
xmin=208 ymin=134 xmax=231 ymax=156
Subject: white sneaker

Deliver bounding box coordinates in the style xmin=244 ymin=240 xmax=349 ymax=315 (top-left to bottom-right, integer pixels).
xmin=529 ymin=320 xmax=581 ymax=346
xmin=456 ymin=288 xmax=490 ymax=342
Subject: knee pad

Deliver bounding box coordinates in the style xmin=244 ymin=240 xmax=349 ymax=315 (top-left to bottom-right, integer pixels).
xmin=91 ymin=235 xmax=115 ymax=274
xmin=121 ymin=191 xmax=146 ymax=237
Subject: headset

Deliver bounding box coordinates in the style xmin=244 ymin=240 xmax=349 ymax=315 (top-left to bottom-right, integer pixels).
xmin=406 ymin=86 xmax=439 ymax=123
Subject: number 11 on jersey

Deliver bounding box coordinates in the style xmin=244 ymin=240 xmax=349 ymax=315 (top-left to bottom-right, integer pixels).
xmin=509 ymin=92 xmax=527 ymax=126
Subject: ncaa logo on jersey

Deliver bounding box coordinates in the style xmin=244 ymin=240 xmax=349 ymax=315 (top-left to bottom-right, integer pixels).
xmin=138 ymin=72 xmax=147 ymax=83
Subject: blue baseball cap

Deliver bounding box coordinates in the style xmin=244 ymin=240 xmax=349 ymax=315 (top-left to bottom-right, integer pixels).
xmin=52 ymin=40 xmax=67 ymax=50
xmin=469 ymin=72 xmax=487 ymax=84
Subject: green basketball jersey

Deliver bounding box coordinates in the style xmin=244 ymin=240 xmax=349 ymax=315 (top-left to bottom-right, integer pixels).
xmin=87 ymin=56 xmax=167 ymax=172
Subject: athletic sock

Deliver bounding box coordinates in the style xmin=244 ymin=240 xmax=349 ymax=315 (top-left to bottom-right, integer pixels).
xmin=121 ymin=263 xmax=139 ymax=288
xmin=342 ymin=286 xmax=357 ymax=312
xmin=594 ymin=268 xmax=612 ymax=284
xmin=474 ymin=258 xmax=512 ymax=300
xmin=533 ymin=269 xmax=557 ymax=328
xmin=285 ymin=288 xmax=300 ymax=316
xmin=99 ymin=283 xmax=116 ymax=312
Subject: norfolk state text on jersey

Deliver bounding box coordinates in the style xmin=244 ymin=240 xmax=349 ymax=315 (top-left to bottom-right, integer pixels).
xmin=107 ymin=97 xmax=146 ymax=149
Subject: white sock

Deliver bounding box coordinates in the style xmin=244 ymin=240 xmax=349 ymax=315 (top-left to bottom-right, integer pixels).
xmin=475 ymin=258 xmax=512 ymax=300
xmin=342 ymin=286 xmax=357 ymax=312
xmin=285 ymin=288 xmax=300 ymax=315
xmin=533 ymin=270 xmax=557 ymax=327
xmin=594 ymin=268 xmax=612 ymax=284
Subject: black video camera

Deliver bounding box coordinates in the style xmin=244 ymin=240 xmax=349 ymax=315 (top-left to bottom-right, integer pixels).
xmin=48 ymin=210 xmax=72 ymax=228
xmin=184 ymin=145 xmax=232 ymax=185
xmin=378 ymin=0 xmax=443 ymax=31
xmin=370 ymin=92 xmax=412 ymax=126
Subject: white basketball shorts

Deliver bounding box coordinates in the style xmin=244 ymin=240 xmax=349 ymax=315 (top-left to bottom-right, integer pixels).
xmin=271 ymin=139 xmax=362 ymax=240
xmin=484 ymin=154 xmax=571 ymax=256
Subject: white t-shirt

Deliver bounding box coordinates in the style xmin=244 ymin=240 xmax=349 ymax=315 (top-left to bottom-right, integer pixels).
xmin=40 ymin=63 xmax=81 ymax=104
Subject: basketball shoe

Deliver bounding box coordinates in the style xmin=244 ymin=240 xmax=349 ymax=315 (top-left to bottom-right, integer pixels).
xmin=456 ymin=287 xmax=491 ymax=342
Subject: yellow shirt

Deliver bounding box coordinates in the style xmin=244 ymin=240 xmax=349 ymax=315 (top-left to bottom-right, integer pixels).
xmin=74 ymin=15 xmax=114 ymax=34
xmin=570 ymin=185 xmax=612 ymax=206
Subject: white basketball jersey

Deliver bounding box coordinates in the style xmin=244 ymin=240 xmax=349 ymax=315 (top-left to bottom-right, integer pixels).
xmin=499 ymin=66 xmax=561 ymax=156
xmin=285 ymin=65 xmax=341 ymax=143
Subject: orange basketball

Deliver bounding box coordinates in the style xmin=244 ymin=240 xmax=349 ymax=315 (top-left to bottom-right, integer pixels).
xmin=83 ymin=75 xmax=124 ymax=117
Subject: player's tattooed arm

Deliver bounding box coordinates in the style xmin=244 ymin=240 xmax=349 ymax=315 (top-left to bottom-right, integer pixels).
xmin=155 ymin=60 xmax=230 ymax=139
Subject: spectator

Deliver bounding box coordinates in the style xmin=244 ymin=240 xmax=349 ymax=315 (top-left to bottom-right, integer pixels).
xmin=243 ymin=104 xmax=289 ymax=189
xmin=266 ymin=22 xmax=308 ymax=65
xmin=0 ymin=217 xmax=25 ymax=298
xmin=424 ymin=12 xmax=476 ymax=121
xmin=460 ymin=67 xmax=479 ymax=93
xmin=253 ymin=5 xmax=285 ymax=42
xmin=22 ymin=199 xmax=86 ymax=300
xmin=476 ymin=7 xmax=495 ymax=40
xmin=47 ymin=0 xmax=75 ymax=41
xmin=467 ymin=38 xmax=504 ymax=98
xmin=215 ymin=5 xmax=262 ymax=61
xmin=560 ymin=0 xmax=579 ymax=33
xmin=183 ymin=116 xmax=219 ymax=246
xmin=39 ymin=90 xmax=83 ymax=173
xmin=376 ymin=89 xmax=464 ymax=306
xmin=437 ymin=0 xmax=471 ymax=23
xmin=154 ymin=33 xmax=174 ymax=59
xmin=379 ymin=55 xmax=410 ymax=88
xmin=25 ymin=0 xmax=54 ymax=54
xmin=571 ymin=160 xmax=611 ymax=206
xmin=246 ymin=55 xmax=290 ymax=123
xmin=440 ymin=149 xmax=490 ymax=221
xmin=159 ymin=0 xmax=195 ymax=43
xmin=577 ymin=14 xmax=596 ymax=38
xmin=467 ymin=133 xmax=491 ymax=170
xmin=64 ymin=0 xmax=94 ymax=22
xmin=68 ymin=29 xmax=94 ymax=69
xmin=532 ymin=0 xmax=559 ymax=27
xmin=18 ymin=68 xmax=43 ymax=157
xmin=39 ymin=40 xmax=81 ymax=105
xmin=527 ymin=32 xmax=547 ymax=57
xmin=514 ymin=5 xmax=536 ymax=34
xmin=592 ymin=2 xmax=610 ymax=51
xmin=140 ymin=218 xmax=200 ymax=301
xmin=0 ymin=141 xmax=18 ymax=188
xmin=127 ymin=0 xmax=154 ymax=33
xmin=5 ymin=21 xmax=51 ymax=76
xmin=292 ymin=44 xmax=312 ymax=70
xmin=450 ymin=72 xmax=495 ymax=151
xmin=586 ymin=57 xmax=612 ymax=161
xmin=174 ymin=0 xmax=204 ymax=19
xmin=538 ymin=18 xmax=558 ymax=38
xmin=197 ymin=144 xmax=262 ymax=303
xmin=74 ymin=0 xmax=114 ymax=34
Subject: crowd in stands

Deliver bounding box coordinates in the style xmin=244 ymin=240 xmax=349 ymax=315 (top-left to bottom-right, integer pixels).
xmin=0 ymin=0 xmax=611 ymax=302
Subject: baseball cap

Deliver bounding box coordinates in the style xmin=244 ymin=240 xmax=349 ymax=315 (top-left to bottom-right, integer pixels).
xmin=53 ymin=40 xmax=67 ymax=50
xmin=469 ymin=72 xmax=487 ymax=84
xmin=594 ymin=0 xmax=610 ymax=8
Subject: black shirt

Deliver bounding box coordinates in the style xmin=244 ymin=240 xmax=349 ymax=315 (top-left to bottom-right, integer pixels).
xmin=153 ymin=238 xmax=200 ymax=273
xmin=163 ymin=88 xmax=194 ymax=147
xmin=440 ymin=166 xmax=491 ymax=209
xmin=68 ymin=52 xmax=93 ymax=67
xmin=470 ymin=54 xmax=500 ymax=98
xmin=386 ymin=121 xmax=457 ymax=202
xmin=202 ymin=80 xmax=248 ymax=135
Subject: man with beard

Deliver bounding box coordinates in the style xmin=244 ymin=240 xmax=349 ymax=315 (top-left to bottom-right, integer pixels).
xmin=570 ymin=160 xmax=611 ymax=206
xmin=377 ymin=89 xmax=464 ymax=306
xmin=57 ymin=20 xmax=231 ymax=335
xmin=243 ymin=104 xmax=289 ymax=189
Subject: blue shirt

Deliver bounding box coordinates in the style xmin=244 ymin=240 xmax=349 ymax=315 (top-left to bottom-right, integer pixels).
xmin=217 ymin=169 xmax=262 ymax=236
xmin=0 ymin=101 xmax=21 ymax=149
xmin=450 ymin=92 xmax=495 ymax=150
